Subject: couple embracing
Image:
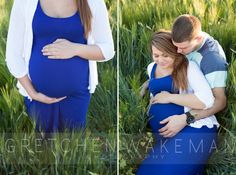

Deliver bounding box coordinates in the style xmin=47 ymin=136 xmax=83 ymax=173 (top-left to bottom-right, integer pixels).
xmin=137 ymin=14 xmax=228 ymax=175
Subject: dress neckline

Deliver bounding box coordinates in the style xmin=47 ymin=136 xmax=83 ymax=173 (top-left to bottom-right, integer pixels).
xmin=38 ymin=0 xmax=78 ymax=19
xmin=151 ymin=63 xmax=171 ymax=80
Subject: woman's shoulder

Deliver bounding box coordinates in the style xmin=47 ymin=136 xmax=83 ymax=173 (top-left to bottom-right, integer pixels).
xmin=147 ymin=62 xmax=155 ymax=78
xmin=13 ymin=0 xmax=30 ymax=7
xmin=187 ymin=61 xmax=201 ymax=73
xmin=188 ymin=60 xmax=199 ymax=68
xmin=187 ymin=60 xmax=205 ymax=81
xmin=11 ymin=0 xmax=31 ymax=13
xmin=87 ymin=0 xmax=106 ymax=13
xmin=87 ymin=0 xmax=106 ymax=5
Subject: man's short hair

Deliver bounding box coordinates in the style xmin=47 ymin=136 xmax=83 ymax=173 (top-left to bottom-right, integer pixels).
xmin=172 ymin=14 xmax=201 ymax=42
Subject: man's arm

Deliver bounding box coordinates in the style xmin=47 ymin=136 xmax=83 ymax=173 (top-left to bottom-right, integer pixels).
xmin=191 ymin=87 xmax=227 ymax=120
xmin=158 ymin=87 xmax=226 ymax=138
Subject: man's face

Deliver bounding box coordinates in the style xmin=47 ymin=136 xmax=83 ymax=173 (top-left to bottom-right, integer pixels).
xmin=172 ymin=39 xmax=199 ymax=55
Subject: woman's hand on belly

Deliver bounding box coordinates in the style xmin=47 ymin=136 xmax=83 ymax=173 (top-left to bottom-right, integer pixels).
xmin=42 ymin=39 xmax=77 ymax=59
xmin=32 ymin=92 xmax=67 ymax=104
xmin=150 ymin=91 xmax=172 ymax=104
xmin=18 ymin=75 xmax=67 ymax=104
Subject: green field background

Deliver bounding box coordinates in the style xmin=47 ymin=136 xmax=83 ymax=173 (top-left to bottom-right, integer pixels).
xmin=0 ymin=0 xmax=117 ymax=174
xmin=1 ymin=0 xmax=236 ymax=174
xmin=119 ymin=0 xmax=236 ymax=174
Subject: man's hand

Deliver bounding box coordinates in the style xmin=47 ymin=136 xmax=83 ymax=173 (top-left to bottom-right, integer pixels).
xmin=159 ymin=114 xmax=187 ymax=138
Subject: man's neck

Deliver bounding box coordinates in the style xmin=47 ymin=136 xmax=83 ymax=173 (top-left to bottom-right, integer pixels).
xmin=194 ymin=32 xmax=205 ymax=52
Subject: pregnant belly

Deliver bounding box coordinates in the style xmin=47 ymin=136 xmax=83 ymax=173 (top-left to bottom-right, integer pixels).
xmin=29 ymin=52 xmax=89 ymax=98
xmin=148 ymin=103 xmax=184 ymax=132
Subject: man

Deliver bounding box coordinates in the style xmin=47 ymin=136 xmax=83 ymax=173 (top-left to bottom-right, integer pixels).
xmin=153 ymin=14 xmax=228 ymax=137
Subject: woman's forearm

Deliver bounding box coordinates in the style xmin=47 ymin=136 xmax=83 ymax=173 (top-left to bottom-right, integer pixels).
xmin=169 ymin=94 xmax=206 ymax=109
xmin=140 ymin=80 xmax=149 ymax=97
xmin=17 ymin=75 xmax=37 ymax=98
xmin=73 ymin=43 xmax=105 ymax=61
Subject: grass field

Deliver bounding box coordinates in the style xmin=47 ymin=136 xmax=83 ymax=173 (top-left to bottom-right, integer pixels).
xmin=1 ymin=0 xmax=236 ymax=174
xmin=0 ymin=0 xmax=117 ymax=174
xmin=119 ymin=0 xmax=236 ymax=174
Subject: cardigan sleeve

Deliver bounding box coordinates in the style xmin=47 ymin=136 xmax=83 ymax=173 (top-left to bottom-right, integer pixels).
xmin=90 ymin=0 xmax=115 ymax=62
xmin=147 ymin=62 xmax=155 ymax=78
xmin=5 ymin=0 xmax=27 ymax=78
xmin=187 ymin=61 xmax=215 ymax=109
xmin=147 ymin=62 xmax=155 ymax=97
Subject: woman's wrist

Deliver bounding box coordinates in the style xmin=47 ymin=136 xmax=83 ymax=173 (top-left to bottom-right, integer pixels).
xmin=72 ymin=43 xmax=82 ymax=57
xmin=29 ymin=90 xmax=38 ymax=100
xmin=17 ymin=75 xmax=38 ymax=100
xmin=168 ymin=94 xmax=177 ymax=103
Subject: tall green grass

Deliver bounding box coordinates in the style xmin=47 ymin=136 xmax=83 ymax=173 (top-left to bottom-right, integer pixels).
xmin=119 ymin=0 xmax=236 ymax=174
xmin=0 ymin=0 xmax=117 ymax=174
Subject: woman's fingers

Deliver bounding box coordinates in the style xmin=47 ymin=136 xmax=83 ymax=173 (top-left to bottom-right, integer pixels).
xmin=41 ymin=39 xmax=74 ymax=59
xmin=150 ymin=97 xmax=158 ymax=104
xmin=42 ymin=51 xmax=57 ymax=56
xmin=42 ymin=39 xmax=65 ymax=52
xmin=56 ymin=96 xmax=67 ymax=102
xmin=42 ymin=44 xmax=53 ymax=51
xmin=150 ymin=98 xmax=153 ymax=104
xmin=48 ymin=55 xmax=60 ymax=59
xmin=53 ymin=39 xmax=65 ymax=43
xmin=42 ymin=46 xmax=58 ymax=55
xmin=34 ymin=92 xmax=67 ymax=104
xmin=42 ymin=44 xmax=58 ymax=53
xmin=42 ymin=44 xmax=62 ymax=58
xmin=45 ymin=96 xmax=67 ymax=104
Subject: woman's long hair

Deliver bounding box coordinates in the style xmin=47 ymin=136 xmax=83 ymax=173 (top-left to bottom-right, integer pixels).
xmin=77 ymin=0 xmax=92 ymax=38
xmin=151 ymin=31 xmax=189 ymax=91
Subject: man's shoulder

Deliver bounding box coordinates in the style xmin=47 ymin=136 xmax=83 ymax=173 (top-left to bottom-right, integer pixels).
xmin=194 ymin=32 xmax=227 ymax=73
xmin=200 ymin=52 xmax=228 ymax=74
xmin=198 ymin=32 xmax=225 ymax=58
xmin=187 ymin=50 xmax=228 ymax=75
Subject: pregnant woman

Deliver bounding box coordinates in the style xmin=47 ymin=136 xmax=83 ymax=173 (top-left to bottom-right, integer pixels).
xmin=6 ymin=0 xmax=114 ymax=133
xmin=136 ymin=31 xmax=218 ymax=175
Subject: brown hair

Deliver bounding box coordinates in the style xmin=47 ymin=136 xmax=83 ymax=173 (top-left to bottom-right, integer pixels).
xmin=151 ymin=31 xmax=189 ymax=91
xmin=77 ymin=0 xmax=92 ymax=38
xmin=172 ymin=14 xmax=201 ymax=42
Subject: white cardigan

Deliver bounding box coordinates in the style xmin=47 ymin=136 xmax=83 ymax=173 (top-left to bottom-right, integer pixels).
xmin=6 ymin=0 xmax=115 ymax=99
xmin=147 ymin=61 xmax=219 ymax=128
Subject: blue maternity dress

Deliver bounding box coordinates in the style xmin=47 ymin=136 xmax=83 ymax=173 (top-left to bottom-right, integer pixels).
xmin=24 ymin=1 xmax=90 ymax=133
xmin=136 ymin=63 xmax=217 ymax=175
